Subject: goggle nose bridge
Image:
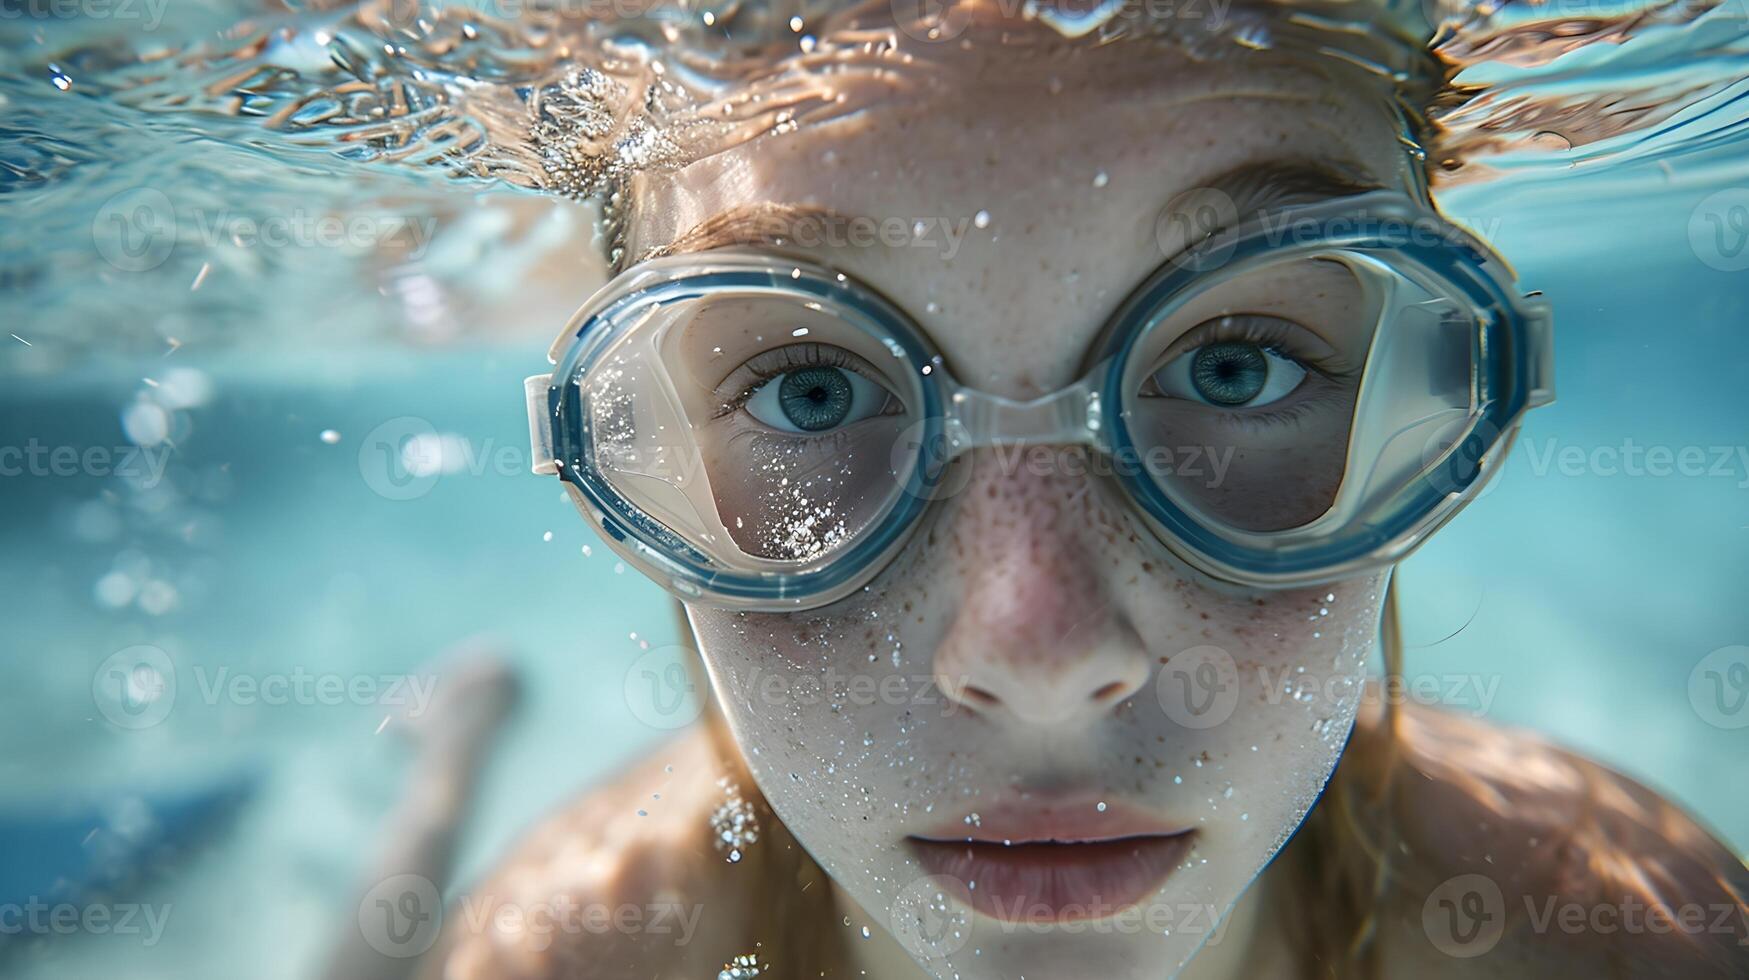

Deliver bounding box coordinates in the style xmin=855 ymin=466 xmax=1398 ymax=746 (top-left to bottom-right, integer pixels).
xmin=939 ymin=372 xmax=1106 ymax=457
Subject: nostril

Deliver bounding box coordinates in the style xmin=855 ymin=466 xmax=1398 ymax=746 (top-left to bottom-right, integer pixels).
xmin=1090 ymin=680 xmax=1131 ymax=704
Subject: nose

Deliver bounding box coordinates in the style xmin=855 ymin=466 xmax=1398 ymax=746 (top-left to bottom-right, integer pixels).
xmin=931 ymin=450 xmax=1153 ymax=727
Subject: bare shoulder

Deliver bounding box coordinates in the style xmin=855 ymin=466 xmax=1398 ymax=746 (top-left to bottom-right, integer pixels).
xmin=418 ymin=727 xmax=747 ymax=980
xmin=1354 ymin=698 xmax=1749 ymax=977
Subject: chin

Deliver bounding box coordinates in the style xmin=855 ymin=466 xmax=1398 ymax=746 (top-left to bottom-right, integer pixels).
xmin=920 ymin=925 xmax=1203 ymax=980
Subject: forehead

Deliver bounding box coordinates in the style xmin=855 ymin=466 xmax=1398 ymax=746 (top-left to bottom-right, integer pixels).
xmin=626 ymin=29 xmax=1416 ymax=394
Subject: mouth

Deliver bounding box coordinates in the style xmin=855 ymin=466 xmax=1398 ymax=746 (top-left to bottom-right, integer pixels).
xmin=906 ymin=800 xmax=1197 ymax=924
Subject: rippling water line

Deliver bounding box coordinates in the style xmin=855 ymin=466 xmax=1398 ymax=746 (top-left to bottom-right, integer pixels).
xmin=0 ymin=0 xmax=1745 ymax=368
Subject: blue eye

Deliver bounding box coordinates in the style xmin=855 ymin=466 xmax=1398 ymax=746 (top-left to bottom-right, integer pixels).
xmin=746 ymin=366 xmax=892 ymax=433
xmin=1151 ymin=341 xmax=1307 ymax=408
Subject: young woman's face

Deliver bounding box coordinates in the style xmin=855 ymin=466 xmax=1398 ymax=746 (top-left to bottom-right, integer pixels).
xmin=635 ymin=21 xmax=1407 ymax=979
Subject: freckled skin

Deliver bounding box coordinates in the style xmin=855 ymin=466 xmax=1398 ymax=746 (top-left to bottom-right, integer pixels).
xmin=422 ymin=14 xmax=1747 ymax=980
xmin=689 ymin=444 xmax=1382 ymax=976
xmin=657 ymin=24 xmax=1403 ymax=979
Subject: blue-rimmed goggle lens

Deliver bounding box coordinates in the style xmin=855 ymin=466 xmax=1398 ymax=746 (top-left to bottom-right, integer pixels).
xmin=529 ymin=195 xmax=1551 ymax=607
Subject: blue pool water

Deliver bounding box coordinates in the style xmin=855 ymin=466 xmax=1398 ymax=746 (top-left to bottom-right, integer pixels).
xmin=2 ymin=1 xmax=1748 ymax=976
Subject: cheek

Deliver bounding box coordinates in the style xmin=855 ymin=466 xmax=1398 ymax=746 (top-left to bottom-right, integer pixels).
xmin=689 ymin=537 xmax=1384 ymax=828
xmin=683 ymin=561 xmax=956 ymax=844
xmin=1139 ymin=574 xmax=1385 ymax=843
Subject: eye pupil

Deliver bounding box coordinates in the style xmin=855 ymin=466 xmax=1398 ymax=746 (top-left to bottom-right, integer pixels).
xmin=778 ymin=367 xmax=854 ymax=431
xmin=1191 ymin=342 xmax=1269 ymax=406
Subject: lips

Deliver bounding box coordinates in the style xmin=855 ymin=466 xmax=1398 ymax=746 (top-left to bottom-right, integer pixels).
xmin=906 ymin=799 xmax=1196 ymax=924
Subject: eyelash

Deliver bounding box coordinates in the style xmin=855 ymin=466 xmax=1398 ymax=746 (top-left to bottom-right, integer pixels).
xmin=1176 ymin=315 xmax=1350 ymax=379
xmin=711 ymin=343 xmax=881 ymax=420
xmin=1150 ymin=315 xmax=1359 ymax=428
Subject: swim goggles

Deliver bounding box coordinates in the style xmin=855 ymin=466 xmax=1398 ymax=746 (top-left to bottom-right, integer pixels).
xmin=525 ymin=189 xmax=1554 ymax=609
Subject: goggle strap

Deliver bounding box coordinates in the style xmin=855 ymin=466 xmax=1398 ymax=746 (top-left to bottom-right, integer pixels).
xmin=525 ymin=373 xmax=560 ymax=475
xmin=1522 ymin=298 xmax=1557 ymax=409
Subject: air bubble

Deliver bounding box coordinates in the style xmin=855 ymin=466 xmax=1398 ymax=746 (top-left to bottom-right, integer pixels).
xmin=710 ymin=778 xmax=760 ymax=862
xmin=718 ymin=953 xmax=762 ymax=979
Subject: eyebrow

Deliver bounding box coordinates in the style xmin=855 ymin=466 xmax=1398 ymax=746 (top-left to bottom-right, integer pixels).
xmin=626 ymin=201 xmax=842 ymax=269
xmin=632 ymin=159 xmax=1382 ymax=271
xmin=1150 ymin=158 xmax=1385 ymax=261
xmin=1207 ymin=159 xmax=1383 ymax=214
